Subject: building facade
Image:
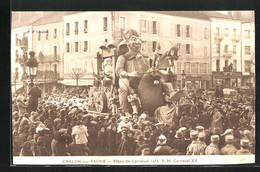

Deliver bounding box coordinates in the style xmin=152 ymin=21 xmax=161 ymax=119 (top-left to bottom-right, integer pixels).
xmin=208 ymin=14 xmax=242 ymax=88
xmin=32 ymin=12 xmax=67 ymax=94
xmin=113 ymin=11 xmax=212 ymax=89
xmin=241 ymin=20 xmax=255 ymax=87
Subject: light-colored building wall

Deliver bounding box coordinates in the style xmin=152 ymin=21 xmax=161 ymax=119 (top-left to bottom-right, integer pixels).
xmin=32 ymin=21 xmax=63 ymax=78
xmin=11 ymin=26 xmax=33 ymax=82
xmin=210 ymin=18 xmax=242 ymax=72
xmin=114 ymin=11 xmax=211 ymax=88
xmin=63 ymin=12 xmax=114 ymax=80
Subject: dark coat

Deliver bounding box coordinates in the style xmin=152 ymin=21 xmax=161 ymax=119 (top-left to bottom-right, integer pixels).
xmin=96 ymin=132 xmax=108 ymax=155
xmin=28 ymin=87 xmax=41 ymax=113
xmin=117 ymin=136 xmax=136 ymax=155
xmin=177 ymin=139 xmax=191 ymax=154
xmin=107 ymin=129 xmax=117 ymax=155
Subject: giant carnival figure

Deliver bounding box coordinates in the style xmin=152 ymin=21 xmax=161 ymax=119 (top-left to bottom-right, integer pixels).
xmin=116 ymin=29 xmax=180 ymax=117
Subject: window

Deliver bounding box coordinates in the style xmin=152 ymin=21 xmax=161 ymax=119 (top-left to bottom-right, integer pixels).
xmin=153 ymin=21 xmax=157 ymax=34
xmin=84 ymin=41 xmax=88 ymax=52
xmin=204 ymin=46 xmax=207 ymax=56
xmin=177 ymin=24 xmax=181 ymax=37
xmin=186 ymin=44 xmax=191 ymax=54
xmin=75 ymin=22 xmax=78 ymax=34
xmin=53 ymin=64 xmax=57 ymax=73
xmin=245 ymin=46 xmax=251 ymax=55
xmin=177 ymin=43 xmax=181 ymax=55
xmin=216 ymin=43 xmax=220 ymax=53
xmin=233 ymin=45 xmax=237 ymax=54
xmin=204 ymin=28 xmax=208 ymax=39
xmin=84 ymin=20 xmax=88 ymax=33
xmin=233 ymin=28 xmax=237 ymax=36
xmin=54 ymin=46 xmax=57 ymax=57
xmin=66 ymin=43 xmax=70 ymax=53
xmin=38 ymin=32 xmax=41 ymax=41
xmin=245 ymin=60 xmax=251 ymax=72
xmin=177 ymin=62 xmax=181 ymax=74
xmin=75 ymin=42 xmax=79 ymax=52
xmin=216 ymin=27 xmax=220 ymax=36
xmin=233 ymin=60 xmax=237 ymax=71
xmin=120 ymin=17 xmax=126 ymax=30
xmin=185 ymin=62 xmax=191 ymax=73
xmin=191 ymin=63 xmax=198 ymax=73
xmin=245 ymin=30 xmax=250 ymax=38
xmin=103 ymin=17 xmax=108 ymax=31
xmin=225 ymin=60 xmax=228 ymax=67
xmin=216 ymin=59 xmax=220 ymax=71
xmin=224 ymin=45 xmax=228 ymax=53
xmin=200 ymin=63 xmax=207 ymax=74
xmin=140 ymin=19 xmax=147 ymax=33
xmin=45 ymin=30 xmax=48 ymax=40
xmin=66 ymin=23 xmax=70 ymax=35
xmin=15 ymin=67 xmax=19 ymax=79
xmin=186 ymin=25 xmax=191 ymax=37
xmin=152 ymin=41 xmax=157 ymax=52
xmin=225 ymin=28 xmax=228 ymax=37
xmin=105 ymin=39 xmax=108 ymax=43
xmin=54 ymin=28 xmax=57 ymax=39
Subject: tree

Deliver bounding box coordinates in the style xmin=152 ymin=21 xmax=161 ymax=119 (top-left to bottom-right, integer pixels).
xmin=70 ymin=68 xmax=84 ymax=95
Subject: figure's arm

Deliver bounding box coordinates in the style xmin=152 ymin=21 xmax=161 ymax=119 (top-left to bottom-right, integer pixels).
xmin=116 ymin=55 xmax=128 ymax=78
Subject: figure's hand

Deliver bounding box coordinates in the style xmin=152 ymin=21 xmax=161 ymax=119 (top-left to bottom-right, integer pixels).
xmin=128 ymin=71 xmax=139 ymax=77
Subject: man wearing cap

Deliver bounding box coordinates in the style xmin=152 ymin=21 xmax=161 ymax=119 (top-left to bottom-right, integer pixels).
xmin=186 ymin=130 xmax=199 ymax=155
xmin=205 ymin=135 xmax=220 ymax=155
xmin=192 ymin=132 xmax=207 ymax=155
xmin=220 ymin=135 xmax=237 ymax=155
xmin=196 ymin=126 xmax=204 ymax=134
xmin=236 ymin=139 xmax=253 ymax=155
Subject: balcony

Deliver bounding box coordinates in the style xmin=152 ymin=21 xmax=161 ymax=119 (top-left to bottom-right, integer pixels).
xmin=223 ymin=51 xmax=233 ymax=58
xmin=35 ymin=70 xmax=59 ymax=82
xmin=231 ymin=34 xmax=241 ymax=42
xmin=37 ymin=53 xmax=60 ymax=63
xmin=214 ymin=33 xmax=225 ymax=41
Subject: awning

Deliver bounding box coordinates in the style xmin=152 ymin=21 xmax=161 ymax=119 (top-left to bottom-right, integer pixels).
xmin=59 ymin=79 xmax=94 ymax=86
xmin=12 ymin=84 xmax=23 ymax=93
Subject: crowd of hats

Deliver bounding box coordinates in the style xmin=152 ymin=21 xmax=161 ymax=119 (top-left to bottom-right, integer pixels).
xmin=11 ymin=89 xmax=255 ymax=156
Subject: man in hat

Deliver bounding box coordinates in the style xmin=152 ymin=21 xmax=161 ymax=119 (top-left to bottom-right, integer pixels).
xmin=196 ymin=126 xmax=204 ymax=134
xmin=192 ymin=132 xmax=207 ymax=155
xmin=205 ymin=135 xmax=220 ymax=155
xmin=170 ymin=130 xmax=184 ymax=149
xmin=186 ymin=130 xmax=199 ymax=155
xmin=177 ymin=130 xmax=191 ymax=155
xmin=236 ymin=139 xmax=253 ymax=155
xmin=220 ymin=135 xmax=237 ymax=155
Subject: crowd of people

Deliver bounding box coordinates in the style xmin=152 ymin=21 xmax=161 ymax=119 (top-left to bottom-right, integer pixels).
xmin=12 ymin=86 xmax=255 ymax=156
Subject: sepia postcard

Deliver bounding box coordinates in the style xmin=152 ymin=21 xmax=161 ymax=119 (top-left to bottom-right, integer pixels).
xmin=11 ymin=11 xmax=255 ymax=165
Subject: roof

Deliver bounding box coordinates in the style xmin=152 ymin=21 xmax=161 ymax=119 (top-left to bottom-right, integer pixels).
xmin=153 ymin=11 xmax=210 ymax=20
xmin=32 ymin=12 xmax=75 ymax=26
xmin=200 ymin=11 xmax=234 ymax=20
